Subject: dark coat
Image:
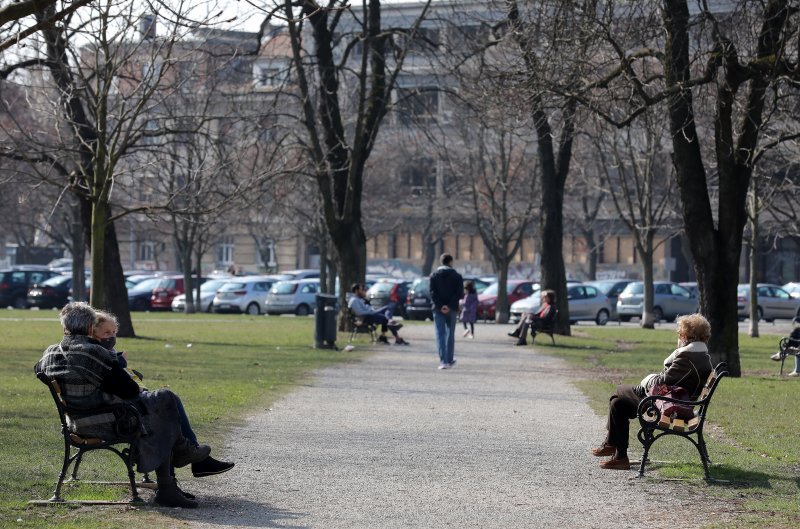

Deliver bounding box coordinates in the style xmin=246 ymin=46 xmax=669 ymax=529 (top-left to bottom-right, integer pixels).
xmin=430 ymin=266 xmax=464 ymax=311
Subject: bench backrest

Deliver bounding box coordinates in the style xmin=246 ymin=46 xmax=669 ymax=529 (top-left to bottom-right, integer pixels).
xmin=698 ymin=362 xmax=728 ymax=404
xmin=36 ymin=370 xmax=71 ymax=431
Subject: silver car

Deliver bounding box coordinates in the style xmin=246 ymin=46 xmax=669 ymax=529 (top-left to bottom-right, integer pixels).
xmin=172 ymin=278 xmax=230 ymax=313
xmin=616 ymin=281 xmax=697 ymax=322
xmin=737 ymin=283 xmax=800 ymax=321
xmin=509 ymin=284 xmax=613 ymax=325
xmin=265 ymin=278 xmax=320 ymax=316
xmin=212 ymin=275 xmax=283 ymax=315
xmin=585 ymin=280 xmax=633 ymax=320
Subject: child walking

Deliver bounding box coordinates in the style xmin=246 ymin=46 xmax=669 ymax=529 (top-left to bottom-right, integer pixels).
xmin=460 ymin=280 xmax=478 ymax=339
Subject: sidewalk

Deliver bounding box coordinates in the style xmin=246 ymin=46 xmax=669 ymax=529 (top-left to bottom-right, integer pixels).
xmin=179 ymin=323 xmax=718 ymax=528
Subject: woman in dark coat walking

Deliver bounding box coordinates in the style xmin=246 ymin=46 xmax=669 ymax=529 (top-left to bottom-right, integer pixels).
xmin=460 ymin=281 xmax=478 ymax=338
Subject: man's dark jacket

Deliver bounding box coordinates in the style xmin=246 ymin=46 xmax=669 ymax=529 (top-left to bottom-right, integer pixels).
xmin=430 ymin=266 xmax=463 ymax=311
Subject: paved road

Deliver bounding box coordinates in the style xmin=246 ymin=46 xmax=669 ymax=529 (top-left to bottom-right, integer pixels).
xmin=172 ymin=324 xmax=725 ymax=528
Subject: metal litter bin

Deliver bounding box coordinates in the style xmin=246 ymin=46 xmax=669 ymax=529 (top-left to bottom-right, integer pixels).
xmin=314 ymin=293 xmax=338 ymax=349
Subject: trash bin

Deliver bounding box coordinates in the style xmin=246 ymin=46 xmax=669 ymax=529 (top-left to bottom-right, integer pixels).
xmin=314 ymin=293 xmax=338 ymax=349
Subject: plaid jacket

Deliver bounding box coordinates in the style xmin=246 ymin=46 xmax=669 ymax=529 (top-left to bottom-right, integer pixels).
xmin=36 ymin=335 xmax=126 ymax=431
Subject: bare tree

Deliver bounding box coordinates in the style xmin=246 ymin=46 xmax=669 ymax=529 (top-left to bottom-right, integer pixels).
xmin=590 ymin=112 xmax=678 ymax=329
xmin=275 ymin=0 xmax=432 ymax=321
xmin=575 ymin=1 xmax=800 ymax=375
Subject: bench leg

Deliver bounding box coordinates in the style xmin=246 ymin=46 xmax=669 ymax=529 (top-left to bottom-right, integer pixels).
xmin=549 ymin=333 xmax=555 ymax=345
xmin=638 ymin=440 xmax=652 ymax=478
xmin=122 ymin=447 xmax=143 ymax=502
xmin=51 ymin=437 xmax=73 ymax=501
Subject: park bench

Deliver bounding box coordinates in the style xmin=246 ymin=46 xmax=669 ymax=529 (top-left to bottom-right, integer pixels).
xmin=776 ymin=337 xmax=800 ymax=375
xmin=635 ymin=362 xmax=728 ymax=481
xmin=530 ymin=309 xmax=558 ymax=345
xmin=31 ymin=370 xmax=155 ymax=505
xmin=348 ymin=308 xmax=376 ymax=343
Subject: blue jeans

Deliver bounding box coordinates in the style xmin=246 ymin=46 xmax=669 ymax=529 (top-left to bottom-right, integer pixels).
xmin=175 ymin=395 xmax=198 ymax=446
xmin=433 ymin=309 xmax=457 ymax=365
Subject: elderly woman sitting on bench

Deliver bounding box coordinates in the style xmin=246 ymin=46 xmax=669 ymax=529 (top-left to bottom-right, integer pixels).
xmin=591 ymin=313 xmax=714 ymax=470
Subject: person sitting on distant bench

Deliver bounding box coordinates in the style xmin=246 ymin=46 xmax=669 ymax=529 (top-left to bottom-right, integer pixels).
xmin=508 ymin=290 xmax=556 ymax=346
xmin=348 ymin=283 xmax=409 ymax=345
xmin=770 ymin=319 xmax=800 ymax=376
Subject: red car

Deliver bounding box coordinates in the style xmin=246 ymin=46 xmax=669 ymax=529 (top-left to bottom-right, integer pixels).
xmin=477 ymin=280 xmax=536 ymax=320
xmin=149 ymin=276 xmax=205 ymax=310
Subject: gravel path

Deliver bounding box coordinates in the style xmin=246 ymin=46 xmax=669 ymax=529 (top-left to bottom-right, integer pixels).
xmin=174 ymin=323 xmax=723 ymax=528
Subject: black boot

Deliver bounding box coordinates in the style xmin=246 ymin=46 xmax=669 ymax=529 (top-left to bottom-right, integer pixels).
xmin=515 ymin=339 xmax=528 ymax=346
xmin=192 ymin=456 xmax=235 ymax=477
xmin=508 ymin=330 xmax=520 ymax=338
xmin=155 ymin=478 xmax=198 ymax=508
xmin=172 ymin=441 xmax=211 ymax=468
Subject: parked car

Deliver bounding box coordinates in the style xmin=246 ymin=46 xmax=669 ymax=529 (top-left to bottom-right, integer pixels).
xmin=212 ymin=275 xmax=283 ymax=315
xmin=366 ymin=279 xmax=410 ymax=319
xmin=679 ymin=282 xmax=700 ymax=299
xmin=149 ymin=275 xmax=205 ymax=311
xmin=127 ymin=277 xmax=165 ymax=311
xmin=405 ymin=277 xmax=432 ymax=321
xmin=462 ymin=276 xmax=492 ymax=294
xmin=0 ymin=266 xmax=61 ymax=308
xmin=510 ymin=284 xmax=614 ymax=325
xmin=477 ymin=280 xmax=537 ymax=320
xmin=26 ymin=274 xmax=74 ymax=309
xmin=585 ymin=280 xmax=633 ymax=320
xmin=171 ymin=278 xmax=229 ymax=313
xmin=736 ymin=283 xmax=800 ymax=321
xmin=265 ymin=278 xmax=320 ymax=316
xmin=782 ymin=282 xmax=800 ymax=300
xmin=616 ymin=281 xmax=697 ymax=322
xmin=280 ymin=269 xmax=320 ymax=280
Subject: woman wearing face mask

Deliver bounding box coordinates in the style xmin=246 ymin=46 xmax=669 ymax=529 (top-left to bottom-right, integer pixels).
xmin=92 ymin=311 xmax=235 ymax=482
xmin=590 ymin=313 xmax=714 ymax=470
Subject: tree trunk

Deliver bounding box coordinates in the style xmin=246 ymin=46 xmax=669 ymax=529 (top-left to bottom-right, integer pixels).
xmin=640 ymin=241 xmax=655 ymax=329
xmin=584 ymin=228 xmax=597 ymax=280
xmin=748 ymin=235 xmax=759 ymax=337
xmin=332 ymin=221 xmax=367 ymax=330
xmin=495 ymin=260 xmax=510 ymax=324
xmin=89 ymin=201 xmax=106 ymax=308
xmin=70 ymin=203 xmax=86 ymax=301
xmin=103 ymin=216 xmax=134 ymax=337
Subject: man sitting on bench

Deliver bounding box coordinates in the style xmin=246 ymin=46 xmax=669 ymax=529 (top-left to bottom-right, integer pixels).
xmin=348 ymin=283 xmax=409 ymax=345
xmin=508 ymin=290 xmax=556 ymax=346
xmin=36 ymin=302 xmax=225 ymax=508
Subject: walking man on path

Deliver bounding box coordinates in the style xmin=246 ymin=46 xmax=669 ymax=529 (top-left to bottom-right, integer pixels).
xmin=430 ymin=253 xmax=463 ymax=370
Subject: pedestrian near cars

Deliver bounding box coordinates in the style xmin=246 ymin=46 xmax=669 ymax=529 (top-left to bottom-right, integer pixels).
xmin=460 ymin=281 xmax=478 ymax=339
xmin=430 ymin=254 xmax=464 ymax=369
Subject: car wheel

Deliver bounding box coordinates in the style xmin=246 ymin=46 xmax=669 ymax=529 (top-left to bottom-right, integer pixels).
xmin=756 ymin=306 xmax=763 ymax=321
xmin=619 ymin=315 xmax=632 ymax=322
xmin=132 ymin=299 xmax=148 ymax=311
xmin=295 ymin=304 xmax=310 ymax=316
xmin=595 ymin=309 xmax=609 ymax=326
xmin=246 ymin=302 xmax=261 ymax=315
xmin=205 ymin=302 xmax=213 ymax=313
xmin=13 ymin=296 xmax=27 ymax=309
xmin=652 ymin=306 xmax=664 ymax=322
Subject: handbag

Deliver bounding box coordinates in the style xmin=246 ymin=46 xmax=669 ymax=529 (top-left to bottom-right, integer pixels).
xmin=650 ymin=383 xmax=694 ymax=420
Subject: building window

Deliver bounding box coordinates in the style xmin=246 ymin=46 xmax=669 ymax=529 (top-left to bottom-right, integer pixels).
xmin=217 ymin=236 xmax=235 ymax=266
xmin=139 ymin=241 xmax=155 ymax=262
xmin=396 ymin=86 xmax=440 ymax=125
xmin=400 ymin=159 xmax=436 ymax=196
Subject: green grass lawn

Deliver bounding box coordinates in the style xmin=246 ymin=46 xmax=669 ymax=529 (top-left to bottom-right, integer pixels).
xmin=0 ymin=309 xmax=367 ymax=528
xmin=536 ymin=324 xmax=800 ymax=529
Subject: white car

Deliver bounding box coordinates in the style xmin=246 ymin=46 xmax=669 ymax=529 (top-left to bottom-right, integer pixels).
xmin=212 ymin=275 xmax=285 ymax=315
xmin=265 ymin=278 xmax=320 ymax=316
xmin=171 ymin=278 xmax=230 ymax=312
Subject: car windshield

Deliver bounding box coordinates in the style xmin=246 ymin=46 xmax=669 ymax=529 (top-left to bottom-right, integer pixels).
xmin=737 ymin=285 xmax=749 ymax=295
xmin=271 ymin=282 xmax=298 ymax=295
xmin=41 ymin=275 xmax=71 ymax=287
xmin=219 ymin=282 xmax=247 ymax=292
xmin=411 ymin=278 xmax=429 ymax=295
xmin=130 ymin=278 xmax=162 ymax=292
xmin=621 ymin=283 xmax=644 ymax=295
xmin=368 ymin=283 xmax=395 ymax=295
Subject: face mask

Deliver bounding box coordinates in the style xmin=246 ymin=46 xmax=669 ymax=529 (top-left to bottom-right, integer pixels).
xmin=98 ymin=337 xmax=116 ymax=350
